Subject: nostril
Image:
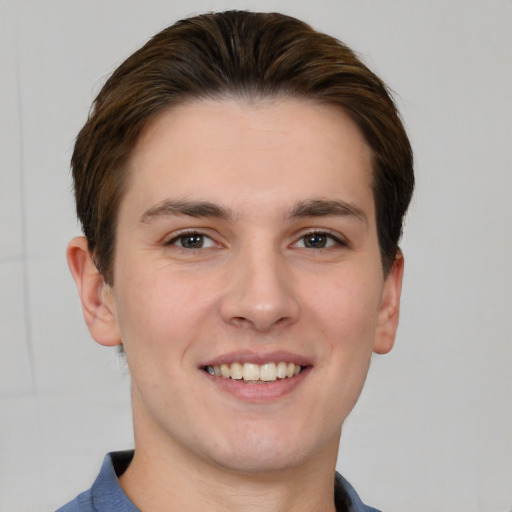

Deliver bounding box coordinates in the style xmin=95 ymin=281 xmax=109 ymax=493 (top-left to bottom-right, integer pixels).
xmin=231 ymin=316 xmax=249 ymax=327
xmin=229 ymin=314 xmax=292 ymax=332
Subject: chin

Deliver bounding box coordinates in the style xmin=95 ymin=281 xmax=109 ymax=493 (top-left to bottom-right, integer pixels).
xmin=214 ymin=449 xmax=303 ymax=475
xmin=205 ymin=425 xmax=331 ymax=475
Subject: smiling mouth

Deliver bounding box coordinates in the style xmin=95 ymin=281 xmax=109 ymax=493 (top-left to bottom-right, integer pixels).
xmin=203 ymin=362 xmax=304 ymax=383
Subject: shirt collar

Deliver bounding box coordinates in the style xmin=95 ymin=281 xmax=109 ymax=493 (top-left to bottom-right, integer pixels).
xmin=90 ymin=451 xmax=139 ymax=511
xmin=90 ymin=451 xmax=379 ymax=512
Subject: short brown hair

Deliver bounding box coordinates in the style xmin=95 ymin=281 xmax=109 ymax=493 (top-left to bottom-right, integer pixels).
xmin=72 ymin=10 xmax=414 ymax=284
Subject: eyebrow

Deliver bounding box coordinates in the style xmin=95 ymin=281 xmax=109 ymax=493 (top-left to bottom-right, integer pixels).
xmin=139 ymin=198 xmax=367 ymax=224
xmin=287 ymin=199 xmax=368 ymax=225
xmin=140 ymin=199 xmax=231 ymax=222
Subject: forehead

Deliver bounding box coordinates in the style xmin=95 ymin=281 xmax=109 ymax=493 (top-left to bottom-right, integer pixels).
xmin=124 ymin=97 xmax=374 ymax=219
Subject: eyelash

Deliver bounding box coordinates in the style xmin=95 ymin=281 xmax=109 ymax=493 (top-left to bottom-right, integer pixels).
xmin=165 ymin=230 xmax=347 ymax=250
xmin=294 ymin=231 xmax=348 ymax=250
xmin=165 ymin=231 xmax=217 ymax=249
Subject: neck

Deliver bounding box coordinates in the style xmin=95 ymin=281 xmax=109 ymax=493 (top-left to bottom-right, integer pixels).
xmin=119 ymin=425 xmax=339 ymax=512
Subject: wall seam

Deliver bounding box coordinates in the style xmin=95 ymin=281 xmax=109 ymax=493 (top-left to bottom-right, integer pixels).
xmin=15 ymin=21 xmax=36 ymax=395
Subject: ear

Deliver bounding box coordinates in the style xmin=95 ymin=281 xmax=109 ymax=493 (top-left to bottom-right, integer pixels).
xmin=373 ymin=250 xmax=404 ymax=355
xmin=66 ymin=236 xmax=121 ymax=347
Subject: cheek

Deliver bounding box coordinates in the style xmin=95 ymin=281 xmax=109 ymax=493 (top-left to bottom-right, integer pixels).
xmin=314 ymin=273 xmax=382 ymax=410
xmin=113 ymin=264 xmax=219 ymax=354
xmin=310 ymin=270 xmax=382 ymax=339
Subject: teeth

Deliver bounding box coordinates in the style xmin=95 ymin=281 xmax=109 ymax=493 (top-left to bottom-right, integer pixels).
xmin=220 ymin=363 xmax=230 ymax=378
xmin=205 ymin=362 xmax=303 ymax=382
xmin=242 ymin=363 xmax=260 ymax=381
xmin=260 ymin=363 xmax=276 ymax=382
xmin=276 ymin=361 xmax=287 ymax=379
xmin=231 ymin=362 xmax=243 ymax=380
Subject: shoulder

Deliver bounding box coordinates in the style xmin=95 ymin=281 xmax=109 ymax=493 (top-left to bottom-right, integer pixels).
xmin=55 ymin=451 xmax=137 ymax=512
xmin=55 ymin=489 xmax=93 ymax=512
xmin=335 ymin=472 xmax=382 ymax=512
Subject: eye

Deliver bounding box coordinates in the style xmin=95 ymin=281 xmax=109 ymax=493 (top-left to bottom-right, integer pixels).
xmin=294 ymin=232 xmax=344 ymax=249
xmin=168 ymin=232 xmax=217 ymax=249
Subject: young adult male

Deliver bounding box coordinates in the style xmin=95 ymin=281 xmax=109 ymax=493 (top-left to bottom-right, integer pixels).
xmin=58 ymin=10 xmax=414 ymax=512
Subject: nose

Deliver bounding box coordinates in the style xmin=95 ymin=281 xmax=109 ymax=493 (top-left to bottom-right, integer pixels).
xmin=220 ymin=245 xmax=300 ymax=333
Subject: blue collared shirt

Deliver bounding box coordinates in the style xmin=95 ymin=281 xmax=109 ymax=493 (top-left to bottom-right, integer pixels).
xmin=56 ymin=451 xmax=381 ymax=512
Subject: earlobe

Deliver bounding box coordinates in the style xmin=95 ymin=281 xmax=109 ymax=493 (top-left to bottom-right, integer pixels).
xmin=66 ymin=236 xmax=121 ymax=347
xmin=373 ymin=251 xmax=404 ymax=355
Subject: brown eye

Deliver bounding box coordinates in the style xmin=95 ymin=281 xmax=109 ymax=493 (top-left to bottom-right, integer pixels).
xmin=294 ymin=232 xmax=345 ymax=250
xmin=168 ymin=233 xmax=216 ymax=249
xmin=179 ymin=234 xmax=205 ymax=248
xmin=303 ymin=233 xmax=329 ymax=248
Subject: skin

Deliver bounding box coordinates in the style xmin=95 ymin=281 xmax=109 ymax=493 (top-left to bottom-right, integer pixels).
xmin=67 ymin=97 xmax=403 ymax=512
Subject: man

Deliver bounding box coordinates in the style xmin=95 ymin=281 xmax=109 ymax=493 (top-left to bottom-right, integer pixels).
xmin=59 ymin=10 xmax=414 ymax=512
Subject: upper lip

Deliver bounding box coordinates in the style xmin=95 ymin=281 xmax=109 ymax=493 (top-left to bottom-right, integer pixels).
xmin=199 ymin=350 xmax=313 ymax=368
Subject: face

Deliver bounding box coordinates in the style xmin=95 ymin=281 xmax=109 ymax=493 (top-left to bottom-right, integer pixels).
xmin=89 ymin=98 xmax=402 ymax=474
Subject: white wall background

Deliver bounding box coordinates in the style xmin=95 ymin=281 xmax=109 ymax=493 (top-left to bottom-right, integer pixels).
xmin=1 ymin=1 xmax=510 ymax=511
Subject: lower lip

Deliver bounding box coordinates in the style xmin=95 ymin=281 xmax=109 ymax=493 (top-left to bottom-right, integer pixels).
xmin=202 ymin=367 xmax=311 ymax=403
